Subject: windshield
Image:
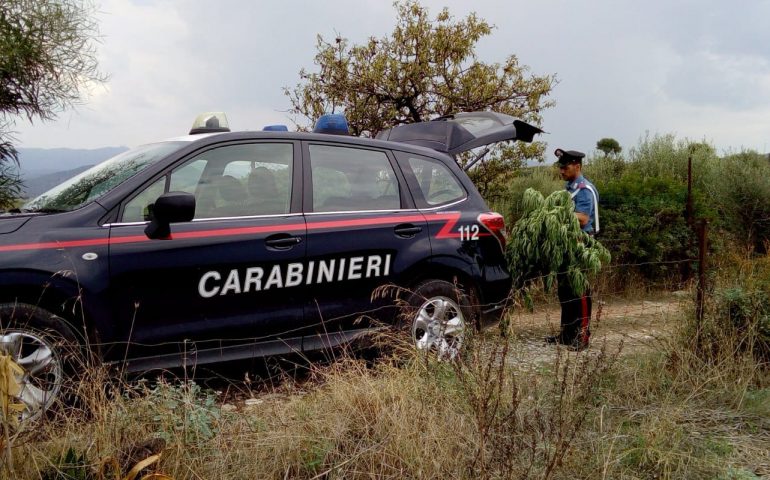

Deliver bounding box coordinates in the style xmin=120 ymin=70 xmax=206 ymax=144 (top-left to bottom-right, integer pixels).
xmin=22 ymin=142 xmax=185 ymax=213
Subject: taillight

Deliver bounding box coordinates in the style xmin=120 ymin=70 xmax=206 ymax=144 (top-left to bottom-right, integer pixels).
xmin=478 ymin=212 xmax=507 ymax=249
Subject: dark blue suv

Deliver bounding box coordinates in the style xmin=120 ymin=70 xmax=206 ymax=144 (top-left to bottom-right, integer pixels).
xmin=0 ymin=111 xmax=540 ymax=418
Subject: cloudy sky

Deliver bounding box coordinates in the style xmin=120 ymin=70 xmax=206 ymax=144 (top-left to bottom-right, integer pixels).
xmin=12 ymin=0 xmax=770 ymax=156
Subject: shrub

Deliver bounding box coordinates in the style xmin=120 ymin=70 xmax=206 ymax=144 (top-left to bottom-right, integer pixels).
xmin=713 ymin=287 xmax=770 ymax=363
xmin=598 ymin=173 xmax=695 ymax=282
xmin=490 ymin=134 xmax=770 ymax=288
xmin=679 ymin=254 xmax=770 ymax=366
xmin=719 ymin=287 xmax=770 ymax=335
xmin=138 ymin=380 xmax=221 ymax=446
xmin=624 ymin=133 xmax=717 ymax=186
xmin=582 ymin=152 xmax=625 ymax=183
xmin=706 ymin=152 xmax=770 ymax=253
xmin=498 ymin=166 xmax=562 ymax=225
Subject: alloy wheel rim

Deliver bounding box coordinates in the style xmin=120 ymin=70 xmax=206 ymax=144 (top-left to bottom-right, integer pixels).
xmin=0 ymin=330 xmax=63 ymax=422
xmin=411 ymin=295 xmax=465 ymax=360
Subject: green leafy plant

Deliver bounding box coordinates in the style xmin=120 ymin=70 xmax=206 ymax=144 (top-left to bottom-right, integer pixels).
xmin=0 ymin=160 xmax=22 ymax=210
xmin=506 ymin=188 xmax=610 ymax=296
xmin=498 ymin=166 xmax=562 ymax=226
xmin=716 ymin=287 xmax=770 ymax=361
xmin=596 ymin=137 xmax=622 ymax=156
xmin=285 ymin=0 xmax=554 ymax=194
xmin=1 ymin=0 xmax=105 ymax=206
xmin=41 ymin=448 xmax=91 ymax=480
xmin=145 ymin=381 xmax=220 ymax=446
xmin=599 ymin=173 xmax=697 ymax=282
xmin=707 ymin=152 xmax=770 ymax=253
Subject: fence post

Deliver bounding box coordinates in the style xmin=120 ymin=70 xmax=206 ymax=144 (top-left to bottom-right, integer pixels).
xmin=684 ymin=155 xmax=694 ymax=282
xmin=696 ymin=220 xmax=708 ymax=326
xmin=686 ymin=156 xmax=694 ymax=225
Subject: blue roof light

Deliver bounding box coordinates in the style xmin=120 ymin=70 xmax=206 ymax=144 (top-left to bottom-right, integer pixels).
xmin=313 ymin=113 xmax=349 ymax=135
xmin=263 ymin=124 xmax=288 ymax=131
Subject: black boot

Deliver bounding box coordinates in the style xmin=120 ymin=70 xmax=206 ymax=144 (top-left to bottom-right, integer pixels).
xmin=545 ymin=335 xmax=566 ymax=345
xmin=545 ymin=335 xmax=558 ymax=344
xmin=566 ymin=339 xmax=589 ymax=351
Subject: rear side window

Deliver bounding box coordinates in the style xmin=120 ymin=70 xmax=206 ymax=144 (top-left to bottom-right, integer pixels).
xmin=398 ymin=153 xmax=466 ymax=208
xmin=309 ymin=144 xmax=400 ymax=212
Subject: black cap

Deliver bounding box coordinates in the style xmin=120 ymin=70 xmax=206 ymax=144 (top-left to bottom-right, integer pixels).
xmin=554 ymin=148 xmax=585 ymax=166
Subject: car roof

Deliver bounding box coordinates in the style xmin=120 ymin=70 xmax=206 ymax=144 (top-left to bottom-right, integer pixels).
xmin=173 ymin=130 xmax=457 ymax=161
xmin=154 ymin=110 xmax=542 ymax=163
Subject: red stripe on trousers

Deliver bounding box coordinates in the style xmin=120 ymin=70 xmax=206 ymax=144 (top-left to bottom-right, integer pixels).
xmin=580 ymin=295 xmax=589 ymax=343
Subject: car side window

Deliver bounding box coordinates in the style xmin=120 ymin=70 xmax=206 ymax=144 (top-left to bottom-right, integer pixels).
xmin=123 ymin=177 xmax=166 ymax=222
xmin=169 ymin=159 xmax=206 ymax=194
xmin=309 ymin=144 xmax=400 ymax=212
xmin=400 ymin=153 xmax=466 ymax=208
xmin=120 ymin=143 xmax=293 ymax=222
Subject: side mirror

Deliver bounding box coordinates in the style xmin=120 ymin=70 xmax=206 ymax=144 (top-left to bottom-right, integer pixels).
xmin=144 ymin=191 xmax=196 ymax=239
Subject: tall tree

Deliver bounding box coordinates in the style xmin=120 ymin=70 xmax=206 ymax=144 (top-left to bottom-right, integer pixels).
xmin=285 ymin=0 xmax=554 ymax=195
xmin=596 ymin=137 xmax=622 ymax=156
xmin=0 ymin=0 xmax=104 ymax=208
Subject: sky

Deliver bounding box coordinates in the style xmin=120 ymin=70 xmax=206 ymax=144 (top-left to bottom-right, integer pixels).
xmin=12 ymin=0 xmax=770 ymax=157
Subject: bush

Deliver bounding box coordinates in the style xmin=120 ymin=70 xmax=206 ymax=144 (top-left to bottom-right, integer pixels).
xmin=599 ymin=173 xmax=695 ymax=282
xmin=711 ymin=285 xmax=770 ymax=363
xmin=582 ymin=152 xmax=625 ymax=183
xmin=719 ymin=288 xmax=770 ymax=337
xmin=491 ymin=133 xmax=770 ymax=288
xmin=140 ymin=380 xmax=221 ymax=445
xmin=682 ymin=254 xmax=770 ymax=365
xmin=581 ymin=134 xmax=725 ymax=286
xmin=624 ymin=134 xmax=717 ymax=186
xmin=497 ymin=166 xmax=561 ymax=225
xmin=707 ymin=152 xmax=770 ymax=253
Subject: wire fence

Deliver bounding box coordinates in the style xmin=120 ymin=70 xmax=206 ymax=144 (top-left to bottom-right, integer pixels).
xmin=24 ymin=259 xmax=698 ymax=354
xmin=0 ymin=256 xmax=716 ymax=394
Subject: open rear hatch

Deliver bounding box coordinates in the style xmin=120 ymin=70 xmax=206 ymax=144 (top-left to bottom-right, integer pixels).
xmin=376 ymin=111 xmax=543 ymax=164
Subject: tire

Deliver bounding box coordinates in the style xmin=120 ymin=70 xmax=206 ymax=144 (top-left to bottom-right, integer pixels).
xmin=402 ymin=280 xmax=472 ymax=360
xmin=0 ymin=303 xmax=83 ymax=423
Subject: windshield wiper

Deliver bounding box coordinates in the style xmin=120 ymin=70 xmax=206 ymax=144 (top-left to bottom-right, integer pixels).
xmin=24 ymin=207 xmax=69 ymax=214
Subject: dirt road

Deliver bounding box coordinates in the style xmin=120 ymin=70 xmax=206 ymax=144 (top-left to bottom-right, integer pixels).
xmin=495 ymin=292 xmax=688 ymax=370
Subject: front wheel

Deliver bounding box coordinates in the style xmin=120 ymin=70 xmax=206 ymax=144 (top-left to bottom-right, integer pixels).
xmin=403 ymin=280 xmax=472 ymax=361
xmin=0 ymin=303 xmax=82 ymax=423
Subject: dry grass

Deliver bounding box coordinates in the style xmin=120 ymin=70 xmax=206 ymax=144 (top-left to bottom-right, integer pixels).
xmin=1 ymin=331 xmax=619 ymax=479
xmin=1 ymin=290 xmax=769 ymax=479
xmin=567 ymin=303 xmax=770 ymax=480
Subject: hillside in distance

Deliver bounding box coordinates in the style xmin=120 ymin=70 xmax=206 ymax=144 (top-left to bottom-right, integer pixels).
xmin=22 ymin=165 xmax=94 ymax=199
xmin=16 ymin=146 xmax=129 ymax=198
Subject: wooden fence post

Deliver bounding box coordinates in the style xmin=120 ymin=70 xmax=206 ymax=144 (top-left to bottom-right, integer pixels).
xmin=696 ymin=220 xmax=708 ymax=326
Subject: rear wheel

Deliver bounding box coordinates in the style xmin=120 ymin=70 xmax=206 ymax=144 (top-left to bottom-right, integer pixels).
xmin=404 ymin=280 xmax=472 ymax=360
xmin=0 ymin=303 xmax=82 ymax=423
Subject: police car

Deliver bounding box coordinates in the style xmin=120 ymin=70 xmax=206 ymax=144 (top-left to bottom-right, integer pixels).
xmin=0 ymin=111 xmax=541 ymax=418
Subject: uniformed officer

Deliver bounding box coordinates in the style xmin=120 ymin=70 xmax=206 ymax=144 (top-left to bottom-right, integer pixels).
xmin=547 ymin=148 xmax=600 ymax=350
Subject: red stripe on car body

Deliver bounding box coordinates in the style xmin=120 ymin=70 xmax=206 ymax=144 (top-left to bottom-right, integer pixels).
xmin=0 ymin=212 xmax=479 ymax=253
xmin=433 ymin=212 xmax=490 ymax=239
xmin=0 ymin=237 xmax=111 ymax=252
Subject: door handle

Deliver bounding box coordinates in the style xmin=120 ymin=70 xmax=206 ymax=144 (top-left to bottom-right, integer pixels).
xmin=265 ymin=234 xmax=302 ymax=249
xmin=394 ymin=223 xmax=422 ymax=238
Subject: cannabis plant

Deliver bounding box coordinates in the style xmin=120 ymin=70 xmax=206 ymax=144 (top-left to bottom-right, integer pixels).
xmin=506 ymin=188 xmax=610 ymax=296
